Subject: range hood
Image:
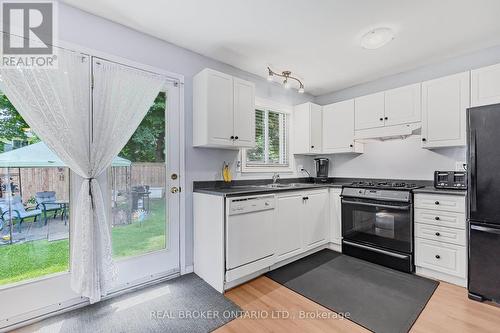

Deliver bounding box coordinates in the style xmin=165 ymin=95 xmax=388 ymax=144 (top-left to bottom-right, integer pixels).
xmin=354 ymin=122 xmax=421 ymax=141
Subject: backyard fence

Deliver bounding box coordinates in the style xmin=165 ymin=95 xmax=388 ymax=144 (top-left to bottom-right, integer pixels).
xmin=0 ymin=163 xmax=165 ymax=203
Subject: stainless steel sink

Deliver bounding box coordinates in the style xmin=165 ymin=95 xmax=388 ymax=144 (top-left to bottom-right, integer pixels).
xmin=254 ymin=183 xmax=314 ymax=189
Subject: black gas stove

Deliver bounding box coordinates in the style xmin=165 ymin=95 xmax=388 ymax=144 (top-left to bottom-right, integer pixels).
xmin=348 ymin=180 xmax=424 ymax=190
xmin=341 ymin=179 xmax=422 ymax=273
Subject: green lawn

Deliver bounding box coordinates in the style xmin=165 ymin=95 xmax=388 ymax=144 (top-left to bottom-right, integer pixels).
xmin=0 ymin=199 xmax=166 ymax=286
xmin=112 ymin=199 xmax=167 ymax=258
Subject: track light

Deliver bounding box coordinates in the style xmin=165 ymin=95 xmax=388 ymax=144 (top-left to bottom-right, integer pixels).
xmin=267 ymin=67 xmax=305 ymax=93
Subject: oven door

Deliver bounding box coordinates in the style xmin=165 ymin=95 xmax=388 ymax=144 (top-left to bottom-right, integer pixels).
xmin=342 ymin=197 xmax=412 ymax=253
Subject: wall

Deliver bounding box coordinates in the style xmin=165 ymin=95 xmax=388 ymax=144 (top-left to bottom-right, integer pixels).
xmin=323 ymin=137 xmax=464 ymax=180
xmin=56 ymin=3 xmax=313 ymax=269
xmin=312 ymin=44 xmax=500 ymax=180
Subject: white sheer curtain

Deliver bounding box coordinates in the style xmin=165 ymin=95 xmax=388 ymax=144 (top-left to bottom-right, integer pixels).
xmin=0 ymin=50 xmax=165 ymax=303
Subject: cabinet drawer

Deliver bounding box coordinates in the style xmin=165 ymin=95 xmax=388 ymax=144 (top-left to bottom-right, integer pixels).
xmin=415 ymin=223 xmax=466 ymax=245
xmin=414 ymin=193 xmax=465 ymax=213
xmin=415 ymin=238 xmax=466 ymax=278
xmin=414 ymin=208 xmax=466 ymax=229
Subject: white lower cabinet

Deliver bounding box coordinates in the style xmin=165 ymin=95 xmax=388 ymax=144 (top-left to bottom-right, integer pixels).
xmin=414 ymin=193 xmax=467 ymax=287
xmin=329 ymin=188 xmax=342 ymax=246
xmin=302 ymin=190 xmax=329 ymax=250
xmin=275 ymin=189 xmax=329 ymax=261
xmin=275 ymin=193 xmax=304 ymax=259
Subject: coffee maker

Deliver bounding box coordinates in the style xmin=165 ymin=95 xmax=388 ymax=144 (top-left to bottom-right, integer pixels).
xmin=314 ymin=158 xmax=330 ymax=182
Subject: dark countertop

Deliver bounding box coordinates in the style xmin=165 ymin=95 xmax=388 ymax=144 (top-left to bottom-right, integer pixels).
xmin=412 ymin=186 xmax=467 ymax=196
xmin=193 ymin=183 xmax=346 ymax=197
xmin=193 ymin=177 xmax=435 ymax=197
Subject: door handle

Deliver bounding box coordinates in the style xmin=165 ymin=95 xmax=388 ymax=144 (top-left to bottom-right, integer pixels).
xmin=170 ymin=187 xmax=179 ymax=194
xmin=471 ymin=224 xmax=500 ymax=235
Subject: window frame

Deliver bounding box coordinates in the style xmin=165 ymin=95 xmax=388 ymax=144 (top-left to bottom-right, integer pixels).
xmin=241 ymin=98 xmax=294 ymax=173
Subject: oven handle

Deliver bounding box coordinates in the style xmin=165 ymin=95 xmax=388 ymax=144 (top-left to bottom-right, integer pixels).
xmin=343 ymin=240 xmax=409 ymax=259
xmin=341 ymin=199 xmax=411 ymax=210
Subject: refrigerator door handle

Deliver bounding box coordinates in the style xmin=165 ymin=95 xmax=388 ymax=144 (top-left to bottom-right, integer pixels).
xmin=469 ymin=129 xmax=477 ymax=212
xmin=471 ymin=224 xmax=500 ymax=235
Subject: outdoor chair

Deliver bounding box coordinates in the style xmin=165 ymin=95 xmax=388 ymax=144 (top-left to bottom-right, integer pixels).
xmin=0 ymin=196 xmax=42 ymax=232
xmin=35 ymin=191 xmax=64 ymax=225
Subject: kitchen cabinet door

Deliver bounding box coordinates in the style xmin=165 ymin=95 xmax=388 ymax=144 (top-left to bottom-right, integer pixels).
xmin=275 ymin=193 xmax=304 ymax=260
xmin=309 ymin=103 xmax=323 ymax=154
xmin=471 ymin=63 xmax=500 ymax=107
xmin=323 ymin=100 xmax=362 ymax=153
xmin=233 ymin=77 xmax=255 ymax=148
xmin=205 ymin=70 xmax=234 ymax=146
xmin=354 ymin=92 xmax=385 ymax=130
xmin=293 ymin=102 xmax=322 ymax=154
xmin=330 ymin=189 xmax=342 ymax=245
xmin=421 ymin=72 xmax=469 ymax=148
xmin=302 ymin=189 xmax=329 ymax=249
xmin=384 ymin=83 xmax=421 ymax=126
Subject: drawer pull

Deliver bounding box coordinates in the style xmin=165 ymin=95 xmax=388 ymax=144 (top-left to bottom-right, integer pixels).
xmin=435 ymin=216 xmax=440 ymax=220
xmin=435 ymin=255 xmax=441 ymax=259
xmin=435 ymin=232 xmax=441 ymax=236
xmin=435 ymin=201 xmax=440 ymax=205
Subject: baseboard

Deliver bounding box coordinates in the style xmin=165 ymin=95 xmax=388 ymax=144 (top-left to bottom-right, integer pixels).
xmin=328 ymin=242 xmax=342 ymax=252
xmin=416 ymin=266 xmax=467 ymax=288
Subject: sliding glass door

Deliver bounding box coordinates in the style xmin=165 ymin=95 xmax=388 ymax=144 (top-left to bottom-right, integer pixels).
xmin=0 ymin=56 xmax=181 ymax=329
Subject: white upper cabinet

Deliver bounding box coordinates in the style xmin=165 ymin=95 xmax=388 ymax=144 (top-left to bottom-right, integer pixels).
xmin=384 ymin=83 xmax=421 ymax=126
xmin=322 ymin=99 xmax=363 ymax=153
xmin=354 ymin=92 xmax=385 ymax=130
xmin=193 ymin=68 xmax=255 ymax=148
xmin=421 ymin=72 xmax=470 ymax=148
xmin=293 ymin=102 xmax=322 ymax=154
xmin=233 ymin=77 xmax=256 ymax=147
xmin=471 ymin=63 xmax=500 ymax=107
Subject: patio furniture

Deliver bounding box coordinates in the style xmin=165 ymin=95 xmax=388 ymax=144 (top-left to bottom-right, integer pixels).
xmin=0 ymin=196 xmax=42 ymax=232
xmin=52 ymin=200 xmax=69 ymax=225
xmin=35 ymin=191 xmax=65 ymax=225
xmin=131 ymin=185 xmax=151 ymax=213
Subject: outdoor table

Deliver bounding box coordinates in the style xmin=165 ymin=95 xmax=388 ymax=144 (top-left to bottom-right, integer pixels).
xmin=51 ymin=200 xmax=69 ymax=225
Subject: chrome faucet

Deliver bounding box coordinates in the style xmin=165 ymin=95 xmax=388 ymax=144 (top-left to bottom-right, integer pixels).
xmin=272 ymin=173 xmax=280 ymax=184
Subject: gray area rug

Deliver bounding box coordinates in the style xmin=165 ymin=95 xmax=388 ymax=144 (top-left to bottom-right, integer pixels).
xmin=266 ymin=249 xmax=438 ymax=333
xmin=17 ymin=274 xmax=240 ymax=333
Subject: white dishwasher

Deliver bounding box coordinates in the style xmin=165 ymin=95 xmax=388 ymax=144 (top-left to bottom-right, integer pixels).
xmin=226 ymin=194 xmax=275 ymax=279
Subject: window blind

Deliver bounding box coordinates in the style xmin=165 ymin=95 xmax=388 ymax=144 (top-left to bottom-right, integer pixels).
xmin=246 ymin=109 xmax=289 ymax=167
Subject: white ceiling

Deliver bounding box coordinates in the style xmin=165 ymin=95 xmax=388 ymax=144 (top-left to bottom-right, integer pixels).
xmin=62 ymin=0 xmax=500 ymax=96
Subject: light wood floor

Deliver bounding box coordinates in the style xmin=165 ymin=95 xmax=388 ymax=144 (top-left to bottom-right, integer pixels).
xmin=216 ymin=276 xmax=500 ymax=333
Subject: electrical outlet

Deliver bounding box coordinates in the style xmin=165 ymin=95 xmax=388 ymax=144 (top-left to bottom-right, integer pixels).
xmin=455 ymin=161 xmax=466 ymax=171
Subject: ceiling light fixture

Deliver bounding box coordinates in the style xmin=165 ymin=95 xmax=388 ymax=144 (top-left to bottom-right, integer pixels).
xmin=267 ymin=67 xmax=305 ymax=93
xmin=360 ymin=27 xmax=395 ymax=49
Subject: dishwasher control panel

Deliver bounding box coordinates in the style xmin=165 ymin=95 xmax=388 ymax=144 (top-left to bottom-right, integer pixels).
xmin=228 ymin=195 xmax=275 ymax=215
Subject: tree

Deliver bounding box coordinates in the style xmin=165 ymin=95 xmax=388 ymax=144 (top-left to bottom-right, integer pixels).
xmin=119 ymin=92 xmax=166 ymax=162
xmin=0 ymin=93 xmax=40 ymax=152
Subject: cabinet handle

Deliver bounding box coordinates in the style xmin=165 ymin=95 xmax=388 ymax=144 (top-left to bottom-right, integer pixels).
xmin=235 ymin=136 xmax=239 ymax=140
xmin=349 ymin=144 xmax=353 ymax=148
xmin=302 ymin=196 xmax=309 ymax=201
xmin=230 ymin=135 xmax=235 ymax=140
xmin=435 ymin=216 xmax=440 ymax=220
xmin=384 ymin=117 xmax=388 ymax=120
xmin=435 ymin=201 xmax=440 ymax=205
xmin=379 ymin=117 xmax=383 ymax=121
xmin=311 ymin=145 xmax=314 ymax=148
xmin=422 ymin=138 xmax=426 ymax=142
xmin=435 ymin=255 xmax=441 ymax=259
xmin=435 ymin=232 xmax=441 ymax=236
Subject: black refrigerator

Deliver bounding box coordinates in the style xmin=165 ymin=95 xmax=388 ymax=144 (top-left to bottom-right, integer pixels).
xmin=467 ymin=103 xmax=500 ymax=303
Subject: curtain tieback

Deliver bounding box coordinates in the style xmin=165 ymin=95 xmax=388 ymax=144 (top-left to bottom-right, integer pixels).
xmin=87 ymin=177 xmax=95 ymax=197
